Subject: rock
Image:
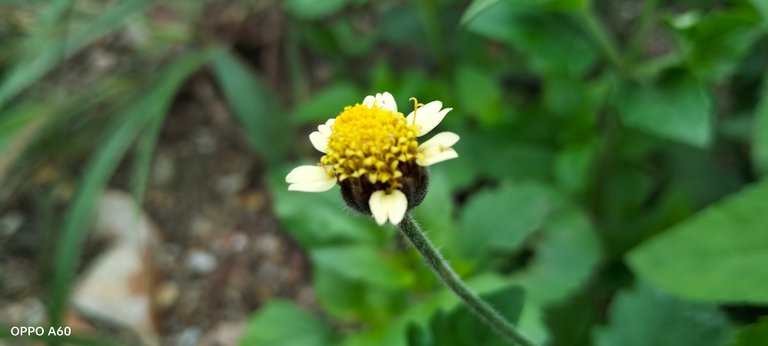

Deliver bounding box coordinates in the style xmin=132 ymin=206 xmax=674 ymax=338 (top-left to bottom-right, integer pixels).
xmin=176 ymin=327 xmax=202 ymax=346
xmin=71 ymin=190 xmax=160 ymax=346
xmin=185 ymin=250 xmax=217 ymax=274
xmin=0 ymin=211 xmax=23 ymax=238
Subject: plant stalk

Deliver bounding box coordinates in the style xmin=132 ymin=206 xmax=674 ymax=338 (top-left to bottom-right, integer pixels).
xmin=398 ymin=215 xmax=536 ymax=346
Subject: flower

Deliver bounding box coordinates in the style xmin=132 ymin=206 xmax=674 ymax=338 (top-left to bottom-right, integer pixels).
xmin=286 ymin=92 xmax=459 ymax=225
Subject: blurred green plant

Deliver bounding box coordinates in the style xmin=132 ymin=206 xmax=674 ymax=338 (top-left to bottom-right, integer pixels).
xmin=1 ymin=0 xmax=767 ymax=345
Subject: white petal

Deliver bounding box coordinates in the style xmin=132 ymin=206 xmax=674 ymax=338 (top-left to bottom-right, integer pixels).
xmin=285 ymin=165 xmax=336 ymax=192
xmin=418 ymin=148 xmax=458 ymax=166
xmin=363 ymin=95 xmax=376 ymax=108
xmin=369 ymin=191 xmax=388 ymax=225
xmin=317 ymin=118 xmax=335 ymax=137
xmin=419 ymin=131 xmax=460 ymax=149
xmin=385 ymin=190 xmax=408 ymax=225
xmin=378 ymin=92 xmax=398 ymax=113
xmin=309 ymin=131 xmax=328 ymax=153
xmin=368 ymin=190 xmax=408 ymax=225
xmin=362 ymin=92 xmax=398 ymax=113
xmin=406 ymin=100 xmax=452 ymax=136
xmin=417 ymin=132 xmax=460 ymax=166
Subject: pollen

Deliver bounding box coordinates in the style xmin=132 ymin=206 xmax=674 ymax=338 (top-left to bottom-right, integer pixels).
xmin=320 ymin=104 xmax=420 ymax=189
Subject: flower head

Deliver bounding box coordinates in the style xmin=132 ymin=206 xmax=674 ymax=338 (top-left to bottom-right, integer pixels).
xmin=286 ymin=92 xmax=459 ymax=225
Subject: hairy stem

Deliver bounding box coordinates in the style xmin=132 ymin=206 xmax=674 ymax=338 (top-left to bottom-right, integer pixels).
xmin=398 ymin=215 xmax=536 ymax=346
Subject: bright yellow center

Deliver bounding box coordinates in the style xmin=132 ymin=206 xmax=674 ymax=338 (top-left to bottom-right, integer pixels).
xmin=320 ymin=104 xmax=421 ymax=188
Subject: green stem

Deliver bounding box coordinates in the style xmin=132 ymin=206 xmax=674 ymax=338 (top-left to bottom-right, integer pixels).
xmin=626 ymin=0 xmax=660 ymax=61
xmin=580 ymin=8 xmax=624 ymax=74
xmin=398 ymin=215 xmax=536 ymax=346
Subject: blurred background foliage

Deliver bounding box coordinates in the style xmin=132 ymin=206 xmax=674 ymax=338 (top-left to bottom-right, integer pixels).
xmin=1 ymin=0 xmax=768 ymax=345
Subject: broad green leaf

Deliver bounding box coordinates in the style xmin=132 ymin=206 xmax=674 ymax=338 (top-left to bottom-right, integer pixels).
xmin=678 ymin=10 xmax=764 ymax=81
xmin=311 ymin=245 xmax=414 ymax=289
xmin=341 ymin=273 xmax=515 ymax=346
xmin=48 ymin=52 xmax=210 ymax=325
xmin=416 ymin=286 xmax=525 ymax=346
xmin=380 ymin=3 xmax=428 ymax=45
xmin=313 ymin=258 xmax=407 ymax=324
xmin=595 ymin=283 xmax=732 ymax=346
xmin=617 ymin=72 xmax=713 ymax=148
xmin=512 ymin=205 xmax=601 ymax=342
xmin=269 ymin=170 xmax=382 ymax=247
xmin=753 ymin=73 xmax=768 ymax=176
xmin=443 ymin=128 xmax=554 ymax=191
xmin=0 ymin=0 xmax=151 ymax=109
xmin=515 ymin=207 xmax=600 ymax=304
xmin=458 ymin=181 xmax=558 ymax=260
xmin=554 ymin=141 xmax=596 ymax=194
xmin=460 ymin=0 xmax=504 ymax=25
xmin=749 ymin=0 xmax=768 ymax=20
xmin=284 ymin=0 xmax=350 ymax=20
xmin=462 ymin=1 xmax=596 ymax=76
xmin=732 ymin=319 xmax=768 ymax=346
xmin=544 ymin=290 xmax=595 ymax=346
xmin=628 ymin=180 xmax=768 ymax=303
xmin=455 ymin=65 xmax=502 ymax=126
xmin=241 ymin=300 xmax=335 ymax=346
xmin=211 ymin=49 xmax=286 ymax=165
xmin=293 ymin=82 xmax=361 ymax=124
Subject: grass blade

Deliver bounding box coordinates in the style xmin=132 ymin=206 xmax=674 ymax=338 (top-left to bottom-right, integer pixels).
xmin=47 ymin=51 xmax=210 ymax=326
xmin=210 ymin=48 xmax=287 ymax=166
xmin=0 ymin=0 xmax=151 ymax=109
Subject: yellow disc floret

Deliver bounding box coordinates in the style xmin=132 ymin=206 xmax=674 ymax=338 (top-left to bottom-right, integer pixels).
xmin=320 ymin=104 xmax=421 ymax=189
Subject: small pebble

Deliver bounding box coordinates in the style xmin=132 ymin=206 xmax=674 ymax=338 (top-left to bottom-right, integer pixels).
xmin=185 ymin=250 xmax=217 ymax=274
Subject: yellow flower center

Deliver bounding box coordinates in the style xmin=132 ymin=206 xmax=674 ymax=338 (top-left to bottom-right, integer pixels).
xmin=320 ymin=104 xmax=421 ymax=188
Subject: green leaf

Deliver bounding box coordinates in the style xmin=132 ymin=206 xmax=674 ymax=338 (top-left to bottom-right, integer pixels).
xmin=617 ymin=72 xmax=713 ymax=148
xmin=460 ymin=0 xmax=504 ymax=25
xmin=516 ymin=207 xmax=600 ymax=303
xmin=554 ymin=141 xmax=596 ymax=194
xmin=455 ymin=65 xmax=502 ymax=126
xmin=0 ymin=0 xmax=151 ymax=109
xmin=211 ymin=49 xmax=286 ymax=165
xmin=293 ymin=82 xmax=361 ymax=124
xmin=544 ymin=290 xmax=595 ymax=346
xmin=311 ymin=245 xmax=413 ymax=289
xmin=241 ymin=300 xmax=335 ymax=346
xmin=48 ymin=52 xmax=210 ymax=325
xmin=732 ymin=318 xmax=768 ymax=346
xmin=380 ymin=3 xmax=428 ymax=45
xmin=753 ymin=73 xmax=768 ymax=176
xmin=341 ymin=273 xmax=515 ymax=346
xmin=462 ymin=1 xmax=596 ymax=76
xmin=512 ymin=205 xmax=601 ymax=342
xmin=595 ymin=283 xmax=732 ymax=346
xmin=417 ymin=286 xmax=525 ymax=346
xmin=458 ymin=181 xmax=558 ymax=260
xmin=269 ymin=170 xmax=382 ymax=247
xmin=748 ymin=0 xmax=768 ymax=20
xmin=678 ymin=10 xmax=764 ymax=81
xmin=284 ymin=0 xmax=350 ymax=20
xmin=313 ymin=259 xmax=407 ymax=324
xmin=628 ymin=180 xmax=768 ymax=303
xmin=443 ymin=129 xmax=554 ymax=191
